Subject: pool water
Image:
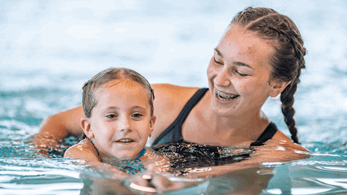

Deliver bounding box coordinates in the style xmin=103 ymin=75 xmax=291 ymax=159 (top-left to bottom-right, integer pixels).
xmin=1 ymin=0 xmax=347 ymax=194
xmin=0 ymin=124 xmax=346 ymax=194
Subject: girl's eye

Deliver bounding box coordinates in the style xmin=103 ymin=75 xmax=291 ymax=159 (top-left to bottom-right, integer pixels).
xmin=106 ymin=114 xmax=117 ymax=119
xmin=132 ymin=113 xmax=143 ymax=118
xmin=213 ymin=57 xmax=223 ymax=65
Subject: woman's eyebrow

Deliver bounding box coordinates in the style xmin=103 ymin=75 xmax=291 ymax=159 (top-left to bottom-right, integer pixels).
xmin=214 ymin=48 xmax=254 ymax=70
xmin=232 ymin=61 xmax=254 ymax=70
xmin=214 ymin=48 xmax=223 ymax=58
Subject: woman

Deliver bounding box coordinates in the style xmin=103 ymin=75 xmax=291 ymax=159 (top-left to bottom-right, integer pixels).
xmin=35 ymin=7 xmax=307 ymax=155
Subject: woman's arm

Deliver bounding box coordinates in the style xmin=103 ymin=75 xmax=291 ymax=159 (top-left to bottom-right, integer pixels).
xmin=186 ymin=139 xmax=311 ymax=179
xmin=33 ymin=106 xmax=84 ymax=149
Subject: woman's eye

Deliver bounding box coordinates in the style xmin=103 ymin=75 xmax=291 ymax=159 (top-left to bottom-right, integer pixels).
xmin=213 ymin=57 xmax=223 ymax=65
xmin=106 ymin=114 xmax=117 ymax=119
xmin=235 ymin=70 xmax=248 ymax=77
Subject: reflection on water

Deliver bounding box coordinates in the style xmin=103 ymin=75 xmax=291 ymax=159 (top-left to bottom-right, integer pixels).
xmin=1 ymin=135 xmax=346 ymax=194
xmin=0 ymin=159 xmax=83 ymax=195
xmin=152 ymin=142 xmax=254 ymax=176
xmin=264 ymin=160 xmax=347 ymax=195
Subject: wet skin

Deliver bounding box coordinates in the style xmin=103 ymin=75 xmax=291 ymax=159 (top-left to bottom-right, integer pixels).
xmin=82 ymin=80 xmax=156 ymax=160
xmin=207 ymin=24 xmax=287 ymax=119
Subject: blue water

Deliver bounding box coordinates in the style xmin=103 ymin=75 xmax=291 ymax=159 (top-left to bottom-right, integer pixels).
xmin=1 ymin=0 xmax=347 ymax=194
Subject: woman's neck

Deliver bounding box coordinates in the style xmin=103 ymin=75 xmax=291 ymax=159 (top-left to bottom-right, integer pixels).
xmin=190 ymin=92 xmax=270 ymax=146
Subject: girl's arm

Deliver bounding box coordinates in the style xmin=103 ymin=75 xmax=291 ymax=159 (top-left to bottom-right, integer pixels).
xmin=64 ymin=138 xmax=130 ymax=179
xmin=64 ymin=138 xmax=100 ymax=161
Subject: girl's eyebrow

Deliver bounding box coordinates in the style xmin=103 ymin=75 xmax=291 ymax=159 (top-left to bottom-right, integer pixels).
xmin=131 ymin=106 xmax=146 ymax=111
xmin=103 ymin=106 xmax=146 ymax=111
xmin=214 ymin=48 xmax=254 ymax=70
xmin=104 ymin=106 xmax=118 ymax=110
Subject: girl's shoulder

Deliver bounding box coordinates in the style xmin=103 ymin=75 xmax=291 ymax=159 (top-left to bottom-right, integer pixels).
xmin=64 ymin=138 xmax=101 ymax=161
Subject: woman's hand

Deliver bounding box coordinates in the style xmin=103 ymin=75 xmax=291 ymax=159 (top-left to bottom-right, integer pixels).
xmin=126 ymin=164 xmax=203 ymax=194
xmin=32 ymin=132 xmax=63 ymax=156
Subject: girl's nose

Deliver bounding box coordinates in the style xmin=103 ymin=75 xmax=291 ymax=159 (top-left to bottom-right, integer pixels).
xmin=119 ymin=116 xmax=132 ymax=132
xmin=214 ymin=67 xmax=231 ymax=87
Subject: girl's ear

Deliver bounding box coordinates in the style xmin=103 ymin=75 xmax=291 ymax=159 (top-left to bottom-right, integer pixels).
xmin=269 ymin=80 xmax=291 ymax=97
xmin=148 ymin=115 xmax=156 ymax=136
xmin=81 ymin=117 xmax=94 ymax=138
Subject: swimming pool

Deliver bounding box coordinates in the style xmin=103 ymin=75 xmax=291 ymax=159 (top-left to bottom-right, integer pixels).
xmin=1 ymin=0 xmax=347 ymax=194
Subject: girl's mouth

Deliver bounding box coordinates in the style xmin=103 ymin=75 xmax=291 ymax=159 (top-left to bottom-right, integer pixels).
xmin=215 ymin=89 xmax=239 ymax=101
xmin=116 ymin=138 xmax=134 ymax=143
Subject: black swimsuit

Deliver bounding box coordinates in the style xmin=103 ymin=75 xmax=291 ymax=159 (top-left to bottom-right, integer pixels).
xmin=152 ymin=88 xmax=278 ymax=146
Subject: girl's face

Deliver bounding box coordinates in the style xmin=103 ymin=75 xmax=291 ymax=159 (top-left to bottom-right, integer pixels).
xmin=83 ymin=80 xmax=155 ymax=160
xmin=207 ymin=24 xmax=286 ymax=118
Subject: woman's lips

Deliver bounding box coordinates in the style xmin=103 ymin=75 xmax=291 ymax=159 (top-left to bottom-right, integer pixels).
xmin=215 ymin=89 xmax=239 ymax=101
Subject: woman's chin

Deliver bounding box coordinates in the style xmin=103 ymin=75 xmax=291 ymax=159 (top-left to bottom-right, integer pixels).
xmin=211 ymin=99 xmax=240 ymax=117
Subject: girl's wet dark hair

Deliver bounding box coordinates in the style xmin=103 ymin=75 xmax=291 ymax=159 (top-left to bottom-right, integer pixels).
xmin=232 ymin=7 xmax=306 ymax=144
xmin=81 ymin=67 xmax=155 ymax=139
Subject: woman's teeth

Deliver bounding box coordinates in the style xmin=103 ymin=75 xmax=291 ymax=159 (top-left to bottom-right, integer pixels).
xmin=215 ymin=90 xmax=239 ymax=101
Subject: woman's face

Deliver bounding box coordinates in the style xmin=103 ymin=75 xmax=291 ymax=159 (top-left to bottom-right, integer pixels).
xmin=207 ymin=24 xmax=279 ymax=117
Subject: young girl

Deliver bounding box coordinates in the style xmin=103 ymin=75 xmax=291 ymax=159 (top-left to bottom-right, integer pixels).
xmin=64 ymin=68 xmax=206 ymax=194
xmin=64 ymin=67 xmax=161 ymax=170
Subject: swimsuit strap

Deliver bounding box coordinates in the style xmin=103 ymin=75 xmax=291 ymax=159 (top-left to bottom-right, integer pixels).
xmin=89 ymin=138 xmax=102 ymax=162
xmin=135 ymin=148 xmax=146 ymax=160
xmin=250 ymin=122 xmax=278 ymax=146
xmin=152 ymin=88 xmax=209 ymax=145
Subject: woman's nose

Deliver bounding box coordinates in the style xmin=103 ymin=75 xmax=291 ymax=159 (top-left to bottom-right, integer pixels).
xmin=214 ymin=67 xmax=231 ymax=87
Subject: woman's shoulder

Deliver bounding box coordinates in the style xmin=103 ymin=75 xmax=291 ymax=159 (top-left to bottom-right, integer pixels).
xmin=151 ymin=84 xmax=200 ymax=98
xmin=151 ymin=84 xmax=201 ymax=112
xmin=150 ymin=84 xmax=202 ymax=140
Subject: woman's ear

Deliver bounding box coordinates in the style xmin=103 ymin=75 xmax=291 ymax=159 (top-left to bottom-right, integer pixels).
xmin=81 ymin=117 xmax=94 ymax=138
xmin=148 ymin=115 xmax=156 ymax=136
xmin=269 ymin=80 xmax=291 ymax=97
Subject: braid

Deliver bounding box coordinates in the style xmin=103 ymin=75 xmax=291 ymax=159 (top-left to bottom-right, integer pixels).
xmin=280 ymin=80 xmax=299 ymax=143
xmin=232 ymin=7 xmax=306 ymax=144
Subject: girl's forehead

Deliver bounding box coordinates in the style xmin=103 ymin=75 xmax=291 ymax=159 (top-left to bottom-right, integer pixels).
xmin=96 ymin=79 xmax=149 ymax=98
xmin=103 ymin=79 xmax=141 ymax=88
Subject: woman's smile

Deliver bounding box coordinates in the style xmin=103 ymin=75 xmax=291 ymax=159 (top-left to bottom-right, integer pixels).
xmin=215 ymin=88 xmax=240 ymax=102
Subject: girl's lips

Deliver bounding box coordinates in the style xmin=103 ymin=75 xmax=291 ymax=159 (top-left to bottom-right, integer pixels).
xmin=116 ymin=138 xmax=135 ymax=143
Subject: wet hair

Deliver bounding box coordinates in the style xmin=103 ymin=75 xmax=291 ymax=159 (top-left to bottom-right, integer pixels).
xmin=80 ymin=67 xmax=155 ymax=139
xmin=231 ymin=7 xmax=306 ymax=144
